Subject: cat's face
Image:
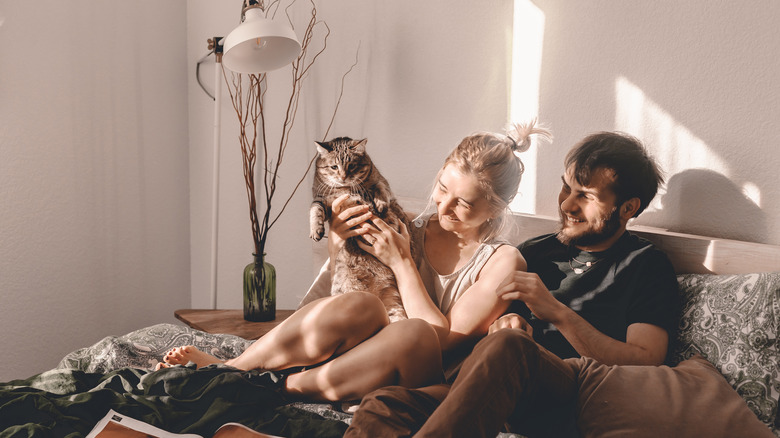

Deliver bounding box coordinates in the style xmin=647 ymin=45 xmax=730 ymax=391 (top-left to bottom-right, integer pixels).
xmin=315 ymin=137 xmax=371 ymax=188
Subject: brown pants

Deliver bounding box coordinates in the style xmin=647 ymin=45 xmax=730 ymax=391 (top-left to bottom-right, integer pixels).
xmin=345 ymin=329 xmax=580 ymax=438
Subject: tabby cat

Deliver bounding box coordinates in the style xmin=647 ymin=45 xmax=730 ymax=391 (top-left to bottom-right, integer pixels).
xmin=309 ymin=137 xmax=413 ymax=322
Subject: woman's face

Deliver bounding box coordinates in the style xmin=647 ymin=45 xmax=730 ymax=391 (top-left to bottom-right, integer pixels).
xmin=433 ymin=164 xmax=495 ymax=235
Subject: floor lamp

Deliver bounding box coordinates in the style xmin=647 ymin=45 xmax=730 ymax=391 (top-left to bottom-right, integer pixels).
xmin=202 ymin=0 xmax=301 ymax=309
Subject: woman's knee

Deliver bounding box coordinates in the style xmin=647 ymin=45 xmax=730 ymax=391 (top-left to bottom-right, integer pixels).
xmin=387 ymin=319 xmax=442 ymax=386
xmin=323 ymin=292 xmax=388 ymax=334
xmin=397 ymin=318 xmax=440 ymax=350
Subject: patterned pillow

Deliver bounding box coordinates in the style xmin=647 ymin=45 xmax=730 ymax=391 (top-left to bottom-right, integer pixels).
xmin=57 ymin=323 xmax=254 ymax=373
xmin=671 ymin=272 xmax=780 ymax=432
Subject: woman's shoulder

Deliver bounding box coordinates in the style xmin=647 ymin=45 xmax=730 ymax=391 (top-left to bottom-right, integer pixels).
xmin=473 ymin=244 xmax=524 ymax=283
xmin=483 ymin=243 xmax=526 ymax=272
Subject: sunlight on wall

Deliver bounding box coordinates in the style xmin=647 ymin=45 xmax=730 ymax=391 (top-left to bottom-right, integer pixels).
xmin=742 ymin=182 xmax=761 ymax=208
xmin=509 ymin=0 xmax=545 ymax=214
xmin=614 ymin=76 xmax=762 ymax=210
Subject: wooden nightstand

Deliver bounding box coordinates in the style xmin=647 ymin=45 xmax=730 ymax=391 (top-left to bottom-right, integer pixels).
xmin=174 ymin=309 xmax=296 ymax=340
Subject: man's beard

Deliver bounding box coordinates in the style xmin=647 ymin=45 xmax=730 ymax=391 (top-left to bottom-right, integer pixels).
xmin=556 ymin=206 xmax=622 ymax=247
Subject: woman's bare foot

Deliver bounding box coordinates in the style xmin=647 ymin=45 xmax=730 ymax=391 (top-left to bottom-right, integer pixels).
xmin=158 ymin=346 xmax=224 ymax=369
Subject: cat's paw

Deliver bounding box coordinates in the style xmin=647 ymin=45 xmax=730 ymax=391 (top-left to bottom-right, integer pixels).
xmin=309 ymin=223 xmax=325 ymax=241
xmin=387 ymin=307 xmax=408 ymax=323
xmin=374 ymin=199 xmax=388 ymax=216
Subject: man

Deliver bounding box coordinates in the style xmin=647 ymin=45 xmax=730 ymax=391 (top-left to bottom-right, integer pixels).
xmin=344 ymin=131 xmax=680 ymax=438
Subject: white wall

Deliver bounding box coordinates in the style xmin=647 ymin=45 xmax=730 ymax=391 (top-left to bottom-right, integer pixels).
xmin=0 ymin=1 xmax=190 ymax=381
xmin=187 ymin=1 xmax=514 ymax=311
xmin=529 ymin=1 xmax=780 ymax=245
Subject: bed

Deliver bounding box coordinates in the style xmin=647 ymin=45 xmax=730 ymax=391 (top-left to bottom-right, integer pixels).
xmin=1 ymin=213 xmax=778 ymax=437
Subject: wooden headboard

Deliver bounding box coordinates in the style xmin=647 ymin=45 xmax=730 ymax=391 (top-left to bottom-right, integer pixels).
xmin=504 ymin=213 xmax=780 ymax=275
xmin=311 ymin=200 xmax=780 ymax=277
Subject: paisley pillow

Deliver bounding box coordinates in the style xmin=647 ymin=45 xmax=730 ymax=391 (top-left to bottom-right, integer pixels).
xmin=671 ymin=272 xmax=780 ymax=432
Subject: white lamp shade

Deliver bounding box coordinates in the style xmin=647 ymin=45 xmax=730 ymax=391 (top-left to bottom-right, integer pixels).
xmin=222 ymin=8 xmax=302 ymax=73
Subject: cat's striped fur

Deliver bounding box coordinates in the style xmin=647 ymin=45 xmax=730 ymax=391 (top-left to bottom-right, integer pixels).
xmin=309 ymin=137 xmax=413 ymax=322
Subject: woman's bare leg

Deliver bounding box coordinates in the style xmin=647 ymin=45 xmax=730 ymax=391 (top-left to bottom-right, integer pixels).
xmin=285 ymin=317 xmax=443 ymax=402
xmin=162 ymin=292 xmax=389 ymax=371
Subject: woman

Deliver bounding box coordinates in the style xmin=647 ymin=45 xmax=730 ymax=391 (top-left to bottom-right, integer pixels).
xmin=159 ymin=122 xmax=549 ymax=402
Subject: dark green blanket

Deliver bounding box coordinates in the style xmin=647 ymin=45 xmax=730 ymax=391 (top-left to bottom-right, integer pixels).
xmin=2 ymin=323 xmax=352 ymax=437
xmin=0 ymin=363 xmax=347 ymax=437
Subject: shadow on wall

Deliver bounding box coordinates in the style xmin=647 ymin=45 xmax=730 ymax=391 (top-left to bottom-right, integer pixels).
xmin=639 ymin=169 xmax=766 ymax=244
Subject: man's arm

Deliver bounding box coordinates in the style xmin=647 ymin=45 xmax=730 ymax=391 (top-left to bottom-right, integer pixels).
xmin=495 ymin=271 xmax=668 ymax=365
xmin=552 ymin=308 xmax=668 ymax=365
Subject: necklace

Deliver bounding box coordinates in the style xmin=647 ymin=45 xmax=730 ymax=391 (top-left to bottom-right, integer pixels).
xmin=568 ymin=254 xmax=602 ymax=275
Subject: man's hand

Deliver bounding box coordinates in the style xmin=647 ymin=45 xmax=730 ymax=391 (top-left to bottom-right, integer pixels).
xmin=488 ymin=313 xmax=533 ymax=335
xmin=495 ymin=271 xmax=567 ymax=325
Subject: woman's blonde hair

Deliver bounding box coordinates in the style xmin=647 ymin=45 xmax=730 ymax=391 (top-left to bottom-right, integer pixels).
xmin=430 ymin=119 xmax=552 ymax=241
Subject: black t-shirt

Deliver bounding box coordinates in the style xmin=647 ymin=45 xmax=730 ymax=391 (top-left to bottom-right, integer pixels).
xmin=508 ymin=232 xmax=680 ymax=360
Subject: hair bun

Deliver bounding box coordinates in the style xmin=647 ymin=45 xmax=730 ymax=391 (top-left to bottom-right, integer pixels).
xmin=507 ymin=119 xmax=552 ymax=153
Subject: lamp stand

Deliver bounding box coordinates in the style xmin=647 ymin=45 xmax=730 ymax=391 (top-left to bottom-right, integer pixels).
xmin=209 ymin=37 xmax=224 ymax=310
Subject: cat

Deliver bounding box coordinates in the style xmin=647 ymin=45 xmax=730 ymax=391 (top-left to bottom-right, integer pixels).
xmin=309 ymin=137 xmax=413 ymax=322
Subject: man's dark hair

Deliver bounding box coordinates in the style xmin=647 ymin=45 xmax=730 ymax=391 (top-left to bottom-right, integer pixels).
xmin=565 ymin=132 xmax=663 ymax=217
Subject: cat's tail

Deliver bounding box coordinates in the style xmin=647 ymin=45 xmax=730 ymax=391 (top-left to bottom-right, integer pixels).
xmin=507 ymin=119 xmax=553 ymax=153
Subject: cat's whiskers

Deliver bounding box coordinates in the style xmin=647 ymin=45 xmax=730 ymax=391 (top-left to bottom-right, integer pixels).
xmin=313 ymin=183 xmax=333 ymax=199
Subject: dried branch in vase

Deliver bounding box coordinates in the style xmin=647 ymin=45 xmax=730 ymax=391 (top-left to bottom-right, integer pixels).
xmin=223 ymin=0 xmax=352 ymax=259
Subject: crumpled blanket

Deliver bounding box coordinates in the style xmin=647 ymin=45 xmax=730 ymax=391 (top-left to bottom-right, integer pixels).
xmin=0 ymin=363 xmax=347 ymax=437
xmin=0 ymin=323 xmax=350 ymax=437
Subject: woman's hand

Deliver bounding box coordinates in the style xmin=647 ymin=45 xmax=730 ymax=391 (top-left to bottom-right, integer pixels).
xmin=328 ymin=194 xmax=374 ymax=257
xmin=356 ymin=216 xmax=413 ymax=271
xmin=488 ymin=313 xmax=533 ymax=335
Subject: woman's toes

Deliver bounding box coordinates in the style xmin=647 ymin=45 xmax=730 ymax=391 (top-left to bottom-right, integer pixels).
xmin=163 ymin=346 xmax=197 ymax=365
xmin=164 ymin=347 xmax=182 ymax=364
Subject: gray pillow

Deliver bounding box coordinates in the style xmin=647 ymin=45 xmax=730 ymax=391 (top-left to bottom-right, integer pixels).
xmin=671 ymin=272 xmax=780 ymax=431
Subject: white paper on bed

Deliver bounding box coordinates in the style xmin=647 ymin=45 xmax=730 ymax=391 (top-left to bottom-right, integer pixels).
xmin=87 ymin=409 xmax=284 ymax=438
xmin=87 ymin=409 xmax=200 ymax=438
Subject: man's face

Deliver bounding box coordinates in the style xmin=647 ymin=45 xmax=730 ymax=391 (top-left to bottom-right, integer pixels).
xmin=556 ymin=166 xmax=624 ymax=250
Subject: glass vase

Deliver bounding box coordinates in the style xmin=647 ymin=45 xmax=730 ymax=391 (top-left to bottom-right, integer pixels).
xmin=243 ymin=253 xmax=276 ymax=322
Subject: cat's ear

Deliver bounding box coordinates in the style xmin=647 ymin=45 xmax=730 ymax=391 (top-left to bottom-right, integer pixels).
xmin=315 ymin=141 xmax=332 ymax=155
xmin=352 ymin=138 xmax=368 ymax=153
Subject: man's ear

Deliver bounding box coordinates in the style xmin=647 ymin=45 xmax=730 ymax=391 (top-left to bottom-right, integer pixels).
xmin=620 ymin=197 xmax=641 ymax=219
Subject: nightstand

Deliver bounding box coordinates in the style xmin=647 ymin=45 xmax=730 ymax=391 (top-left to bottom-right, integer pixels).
xmin=174 ymin=309 xmax=296 ymax=340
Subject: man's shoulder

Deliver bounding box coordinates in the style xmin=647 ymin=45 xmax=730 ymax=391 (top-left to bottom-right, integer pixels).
xmin=619 ymin=232 xmax=671 ymax=260
xmin=616 ymin=232 xmax=677 ymax=280
xmin=517 ymin=233 xmax=562 ymax=254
